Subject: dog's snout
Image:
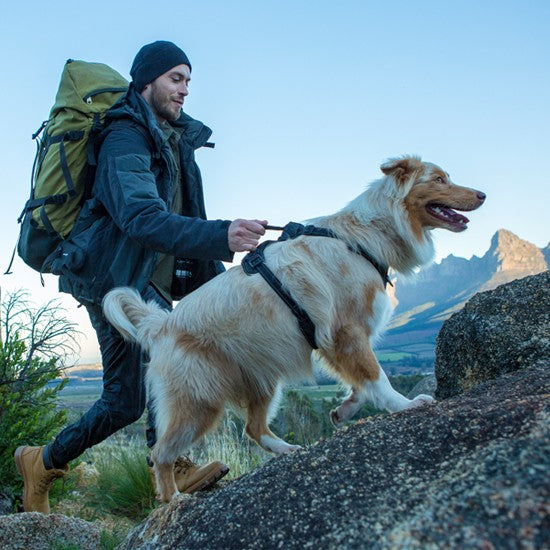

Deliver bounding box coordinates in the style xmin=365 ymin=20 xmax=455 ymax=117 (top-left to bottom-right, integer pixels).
xmin=477 ymin=191 xmax=486 ymax=202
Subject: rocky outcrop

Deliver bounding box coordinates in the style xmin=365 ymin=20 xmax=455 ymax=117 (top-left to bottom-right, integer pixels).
xmin=120 ymin=362 xmax=549 ymax=549
xmin=435 ymin=271 xmax=549 ymax=399
xmin=0 ymin=512 xmax=101 ymax=550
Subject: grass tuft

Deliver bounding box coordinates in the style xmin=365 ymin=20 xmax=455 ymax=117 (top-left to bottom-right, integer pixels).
xmin=84 ymin=437 xmax=156 ymax=520
xmin=188 ymin=413 xmax=269 ymax=478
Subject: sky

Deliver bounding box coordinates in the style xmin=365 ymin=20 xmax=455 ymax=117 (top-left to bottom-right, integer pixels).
xmin=0 ymin=0 xmax=549 ymax=363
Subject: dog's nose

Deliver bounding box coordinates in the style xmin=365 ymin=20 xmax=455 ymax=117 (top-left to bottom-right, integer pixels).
xmin=477 ymin=191 xmax=486 ymax=202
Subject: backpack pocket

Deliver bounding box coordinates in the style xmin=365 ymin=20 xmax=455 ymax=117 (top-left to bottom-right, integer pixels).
xmin=17 ymin=212 xmax=61 ymax=273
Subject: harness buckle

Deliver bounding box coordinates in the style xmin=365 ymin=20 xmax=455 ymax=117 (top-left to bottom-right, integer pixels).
xmin=241 ymin=250 xmax=264 ymax=275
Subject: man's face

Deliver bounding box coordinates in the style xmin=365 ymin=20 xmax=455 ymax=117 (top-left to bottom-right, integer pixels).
xmin=141 ymin=64 xmax=191 ymax=123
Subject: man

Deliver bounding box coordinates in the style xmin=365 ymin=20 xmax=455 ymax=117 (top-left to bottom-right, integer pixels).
xmin=15 ymin=41 xmax=267 ymax=513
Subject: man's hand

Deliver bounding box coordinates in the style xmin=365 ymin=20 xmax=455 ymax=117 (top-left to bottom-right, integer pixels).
xmin=228 ymin=219 xmax=268 ymax=252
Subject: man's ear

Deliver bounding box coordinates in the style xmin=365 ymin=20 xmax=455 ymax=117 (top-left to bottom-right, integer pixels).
xmin=380 ymin=156 xmax=423 ymax=186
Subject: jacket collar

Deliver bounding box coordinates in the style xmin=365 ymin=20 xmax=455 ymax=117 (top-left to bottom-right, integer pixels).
xmin=107 ymin=83 xmax=213 ymax=152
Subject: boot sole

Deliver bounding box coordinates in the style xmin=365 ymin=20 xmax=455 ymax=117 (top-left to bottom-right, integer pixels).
xmin=183 ymin=464 xmax=230 ymax=494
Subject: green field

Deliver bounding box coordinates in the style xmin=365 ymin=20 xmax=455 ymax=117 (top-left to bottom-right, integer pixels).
xmin=376 ymin=351 xmax=413 ymax=362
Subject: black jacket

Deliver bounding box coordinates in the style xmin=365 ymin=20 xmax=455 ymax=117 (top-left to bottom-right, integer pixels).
xmin=53 ymin=84 xmax=232 ymax=305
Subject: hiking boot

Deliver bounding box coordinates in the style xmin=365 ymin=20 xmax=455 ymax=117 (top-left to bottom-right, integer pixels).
xmin=150 ymin=456 xmax=229 ymax=494
xmin=14 ymin=446 xmax=68 ymax=513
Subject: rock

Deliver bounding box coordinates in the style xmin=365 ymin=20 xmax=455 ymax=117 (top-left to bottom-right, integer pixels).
xmin=120 ymin=362 xmax=549 ymax=550
xmin=435 ymin=271 xmax=549 ymax=399
xmin=0 ymin=512 xmax=101 ymax=550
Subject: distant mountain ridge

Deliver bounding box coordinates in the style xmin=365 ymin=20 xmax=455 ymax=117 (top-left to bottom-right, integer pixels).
xmin=377 ymin=229 xmax=548 ymax=372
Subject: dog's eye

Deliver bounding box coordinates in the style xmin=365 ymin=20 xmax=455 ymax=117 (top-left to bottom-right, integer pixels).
xmin=435 ymin=176 xmax=445 ymax=184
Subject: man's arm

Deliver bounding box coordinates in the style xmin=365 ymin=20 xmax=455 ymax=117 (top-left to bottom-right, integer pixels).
xmin=95 ymin=126 xmax=266 ymax=259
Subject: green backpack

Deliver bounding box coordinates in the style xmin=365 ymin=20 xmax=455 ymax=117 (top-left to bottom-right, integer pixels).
xmin=14 ymin=59 xmax=128 ymax=273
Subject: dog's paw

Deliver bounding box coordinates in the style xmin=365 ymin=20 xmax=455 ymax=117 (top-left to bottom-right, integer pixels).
xmin=260 ymin=434 xmax=302 ymax=454
xmin=407 ymin=394 xmax=435 ymax=409
xmin=280 ymin=444 xmax=302 ymax=454
xmin=330 ymin=408 xmax=344 ymax=428
xmin=157 ymin=489 xmax=180 ymax=504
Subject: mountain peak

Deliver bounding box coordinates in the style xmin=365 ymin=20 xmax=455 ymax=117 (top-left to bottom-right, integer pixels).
xmin=489 ymin=229 xmax=524 ymax=251
xmin=486 ymin=230 xmax=546 ymax=275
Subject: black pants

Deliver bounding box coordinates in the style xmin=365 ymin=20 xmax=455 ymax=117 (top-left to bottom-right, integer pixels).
xmin=47 ymin=285 xmax=171 ymax=467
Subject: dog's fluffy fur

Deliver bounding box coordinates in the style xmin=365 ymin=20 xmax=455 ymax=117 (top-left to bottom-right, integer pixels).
xmin=103 ymin=156 xmax=485 ymax=502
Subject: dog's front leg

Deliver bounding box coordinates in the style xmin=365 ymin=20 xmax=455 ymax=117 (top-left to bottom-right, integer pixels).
xmin=362 ymin=368 xmax=434 ymax=413
xmin=326 ymin=325 xmax=434 ymax=424
xmin=330 ymin=386 xmax=366 ymax=427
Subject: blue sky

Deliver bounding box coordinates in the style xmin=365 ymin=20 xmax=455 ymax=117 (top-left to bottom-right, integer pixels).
xmin=1 ymin=1 xmax=548 ymax=362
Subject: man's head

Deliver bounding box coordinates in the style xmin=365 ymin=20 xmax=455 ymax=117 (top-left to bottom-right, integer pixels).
xmin=130 ymin=40 xmax=192 ymax=122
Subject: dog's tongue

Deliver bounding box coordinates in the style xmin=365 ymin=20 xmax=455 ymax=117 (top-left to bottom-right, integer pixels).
xmin=428 ymin=205 xmax=470 ymax=225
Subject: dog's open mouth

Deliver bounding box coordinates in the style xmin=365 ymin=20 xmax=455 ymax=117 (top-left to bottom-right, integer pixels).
xmin=426 ymin=203 xmax=470 ymax=230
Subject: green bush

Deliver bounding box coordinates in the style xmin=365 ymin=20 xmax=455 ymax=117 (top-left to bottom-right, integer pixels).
xmin=0 ymin=290 xmax=78 ymax=495
xmin=271 ymin=389 xmax=335 ymax=446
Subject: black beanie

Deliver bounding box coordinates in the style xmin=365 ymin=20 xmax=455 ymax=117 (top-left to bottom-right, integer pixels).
xmin=130 ymin=40 xmax=192 ymax=92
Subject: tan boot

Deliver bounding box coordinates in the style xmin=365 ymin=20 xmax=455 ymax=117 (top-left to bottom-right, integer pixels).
xmin=14 ymin=446 xmax=68 ymax=513
xmin=150 ymin=456 xmax=229 ymax=495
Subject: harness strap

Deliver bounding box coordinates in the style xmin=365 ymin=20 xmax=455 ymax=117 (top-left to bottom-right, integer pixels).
xmin=241 ymin=221 xmax=391 ymax=349
xmin=280 ymin=222 xmax=392 ymax=286
xmin=242 ymin=241 xmax=318 ymax=348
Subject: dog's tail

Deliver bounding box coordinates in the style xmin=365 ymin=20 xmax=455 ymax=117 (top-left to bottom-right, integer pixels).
xmin=102 ymin=287 xmax=169 ymax=352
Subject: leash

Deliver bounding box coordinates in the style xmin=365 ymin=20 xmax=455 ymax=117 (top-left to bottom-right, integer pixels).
xmin=242 ymin=222 xmax=391 ymax=349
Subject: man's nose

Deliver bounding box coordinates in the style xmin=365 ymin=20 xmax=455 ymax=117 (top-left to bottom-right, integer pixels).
xmin=180 ymin=83 xmax=189 ymax=96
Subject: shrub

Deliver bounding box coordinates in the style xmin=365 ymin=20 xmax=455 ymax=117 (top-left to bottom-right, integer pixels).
xmin=0 ymin=290 xmax=79 ymax=494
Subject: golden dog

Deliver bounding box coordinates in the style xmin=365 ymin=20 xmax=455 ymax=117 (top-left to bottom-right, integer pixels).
xmin=103 ymin=156 xmax=485 ymax=502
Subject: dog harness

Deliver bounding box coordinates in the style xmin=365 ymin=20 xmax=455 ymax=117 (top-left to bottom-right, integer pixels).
xmin=241 ymin=222 xmax=391 ymax=349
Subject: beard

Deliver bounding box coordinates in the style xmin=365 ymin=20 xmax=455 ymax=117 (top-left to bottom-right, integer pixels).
xmin=149 ymin=82 xmax=182 ymax=122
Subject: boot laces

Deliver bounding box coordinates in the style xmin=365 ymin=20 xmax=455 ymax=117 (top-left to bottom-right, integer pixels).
xmin=174 ymin=455 xmax=196 ymax=475
xmin=37 ymin=469 xmax=62 ymax=492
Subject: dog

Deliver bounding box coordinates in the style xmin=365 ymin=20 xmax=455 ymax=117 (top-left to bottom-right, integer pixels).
xmin=103 ymin=155 xmax=485 ymax=502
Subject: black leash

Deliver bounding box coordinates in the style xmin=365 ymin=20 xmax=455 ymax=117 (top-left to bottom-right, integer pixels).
xmin=242 ymin=222 xmax=391 ymax=349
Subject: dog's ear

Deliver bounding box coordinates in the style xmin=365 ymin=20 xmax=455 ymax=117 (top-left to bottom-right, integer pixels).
xmin=380 ymin=156 xmax=424 ymax=186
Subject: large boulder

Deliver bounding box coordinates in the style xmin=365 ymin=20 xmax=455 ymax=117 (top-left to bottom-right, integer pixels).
xmin=435 ymin=271 xmax=549 ymax=399
xmin=120 ymin=362 xmax=549 ymax=549
xmin=0 ymin=512 xmax=101 ymax=550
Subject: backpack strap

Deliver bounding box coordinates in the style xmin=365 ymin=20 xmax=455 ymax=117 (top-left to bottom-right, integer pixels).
xmin=44 ymin=131 xmax=86 ymax=198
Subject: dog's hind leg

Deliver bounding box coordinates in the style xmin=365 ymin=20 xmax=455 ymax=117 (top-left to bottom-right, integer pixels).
xmin=245 ymin=393 xmax=301 ymax=454
xmin=151 ymin=394 xmax=223 ymax=503
xmin=325 ymin=324 xmax=433 ymax=427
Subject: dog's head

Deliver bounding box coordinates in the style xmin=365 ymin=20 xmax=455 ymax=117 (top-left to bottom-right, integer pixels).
xmin=380 ymin=156 xmax=486 ymax=233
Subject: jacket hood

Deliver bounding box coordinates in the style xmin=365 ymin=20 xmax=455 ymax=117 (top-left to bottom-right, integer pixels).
xmin=106 ymin=83 xmax=212 ymax=151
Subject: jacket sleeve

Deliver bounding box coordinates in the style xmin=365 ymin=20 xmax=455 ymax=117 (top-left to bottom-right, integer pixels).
xmin=94 ymin=124 xmax=234 ymax=262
